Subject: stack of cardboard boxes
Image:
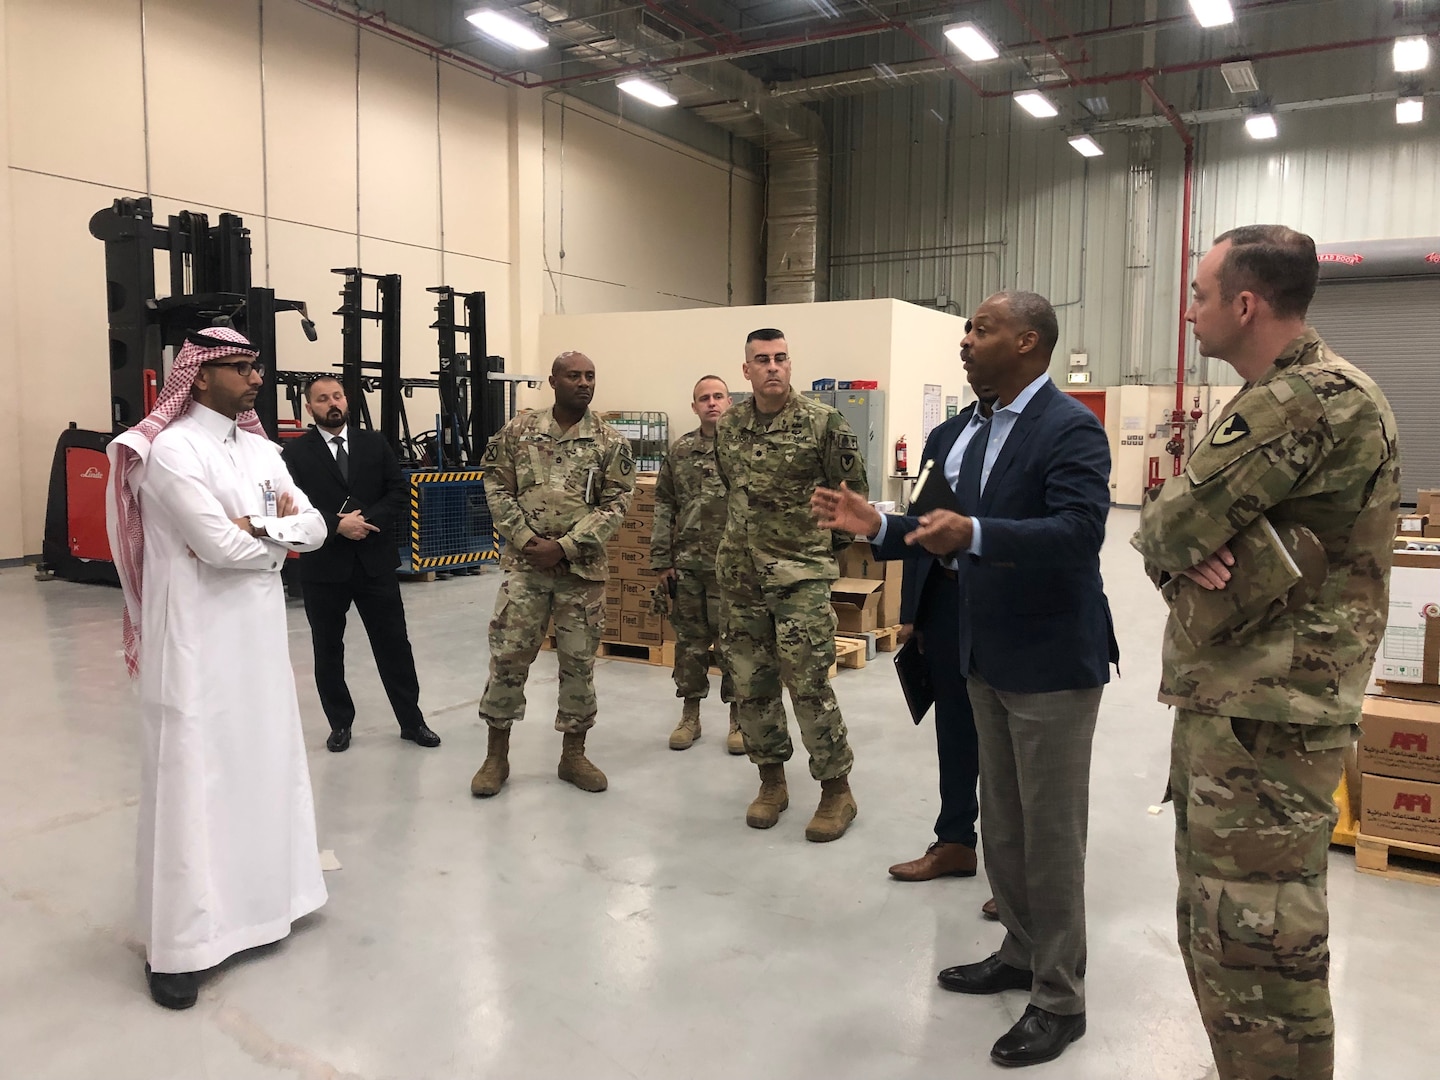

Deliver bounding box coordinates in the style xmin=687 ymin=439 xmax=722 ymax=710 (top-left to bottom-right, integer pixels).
xmin=1397 ymin=487 xmax=1440 ymax=540
xmin=602 ymin=474 xmax=673 ymax=650
xmin=831 ymin=543 xmax=903 ymax=635
xmin=1358 ymin=532 xmax=1440 ymax=861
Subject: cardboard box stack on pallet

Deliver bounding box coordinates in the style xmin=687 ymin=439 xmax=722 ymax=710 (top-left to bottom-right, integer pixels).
xmin=831 ymin=543 xmax=903 ymax=635
xmin=1397 ymin=487 xmax=1440 ymax=541
xmin=1353 ymin=511 xmax=1440 ymax=884
xmin=602 ymin=474 xmax=674 ymax=651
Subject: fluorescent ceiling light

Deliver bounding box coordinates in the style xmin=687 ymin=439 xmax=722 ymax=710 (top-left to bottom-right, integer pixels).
xmin=1394 ymin=37 xmax=1430 ymax=73
xmin=943 ymin=23 xmax=1000 ymax=62
xmin=465 ymin=9 xmax=547 ymax=51
xmin=1188 ymin=0 xmax=1235 ymax=28
xmin=1397 ymin=97 xmax=1424 ymax=125
xmin=1245 ymin=112 xmax=1278 ymax=139
xmin=1068 ymin=134 xmax=1104 ymax=157
xmin=617 ymin=77 xmax=678 ymax=107
xmin=1014 ymin=91 xmax=1058 ymax=118
xmin=1220 ymin=60 xmax=1259 ymax=94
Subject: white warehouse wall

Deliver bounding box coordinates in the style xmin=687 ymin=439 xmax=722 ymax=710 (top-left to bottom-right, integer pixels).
xmin=0 ymin=0 xmax=763 ymax=560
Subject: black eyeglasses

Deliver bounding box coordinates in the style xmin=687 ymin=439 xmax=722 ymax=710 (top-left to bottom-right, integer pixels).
xmin=204 ymin=360 xmax=266 ymax=378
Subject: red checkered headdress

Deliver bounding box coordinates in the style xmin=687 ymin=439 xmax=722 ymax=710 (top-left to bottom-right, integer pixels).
xmin=105 ymin=327 xmax=267 ymax=678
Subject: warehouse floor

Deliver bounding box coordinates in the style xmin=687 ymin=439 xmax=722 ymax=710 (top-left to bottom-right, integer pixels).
xmin=2 ymin=509 xmax=1435 ymax=1080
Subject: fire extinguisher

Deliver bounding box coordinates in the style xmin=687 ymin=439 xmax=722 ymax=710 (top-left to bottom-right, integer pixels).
xmin=894 ymin=435 xmax=908 ymax=475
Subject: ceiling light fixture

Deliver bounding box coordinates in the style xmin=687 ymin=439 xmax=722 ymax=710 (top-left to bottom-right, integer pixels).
xmin=1245 ymin=111 xmax=1278 ymax=140
xmin=617 ymin=77 xmax=678 ymax=107
xmin=1068 ymin=134 xmax=1104 ymax=158
xmin=943 ymin=23 xmax=1000 ymax=62
xmin=1014 ymin=91 xmax=1058 ymax=118
xmin=1397 ymin=96 xmax=1424 ymax=124
xmin=465 ymin=9 xmax=548 ymax=51
xmin=1394 ymin=37 xmax=1431 ymax=73
xmin=1188 ymin=0 xmax=1235 ymax=28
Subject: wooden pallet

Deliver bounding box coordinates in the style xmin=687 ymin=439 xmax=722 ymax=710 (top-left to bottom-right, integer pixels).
xmin=539 ymin=636 xmax=674 ymax=667
xmin=1354 ymin=833 xmax=1440 ymax=886
xmin=873 ymin=625 xmax=902 ymax=652
xmin=834 ymin=637 xmax=867 ymax=670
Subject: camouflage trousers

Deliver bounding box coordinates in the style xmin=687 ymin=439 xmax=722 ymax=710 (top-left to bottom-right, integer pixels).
xmin=478 ymin=570 xmax=605 ymax=733
xmin=670 ymin=568 xmax=734 ymax=703
xmin=720 ymin=576 xmax=853 ymax=782
xmin=1171 ymin=709 xmax=1352 ymax=1080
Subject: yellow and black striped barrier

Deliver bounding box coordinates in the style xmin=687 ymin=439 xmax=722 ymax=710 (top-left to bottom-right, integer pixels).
xmin=406 ymin=469 xmax=499 ymax=572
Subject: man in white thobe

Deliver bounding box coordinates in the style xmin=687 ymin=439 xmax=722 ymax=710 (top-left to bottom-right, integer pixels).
xmin=106 ymin=327 xmax=329 ymax=1009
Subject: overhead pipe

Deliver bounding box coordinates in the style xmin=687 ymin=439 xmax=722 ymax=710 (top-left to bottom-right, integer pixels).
xmin=1140 ymin=78 xmax=1196 ymax=479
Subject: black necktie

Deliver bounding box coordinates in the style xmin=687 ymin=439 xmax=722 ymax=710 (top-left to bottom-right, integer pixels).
xmin=332 ymin=435 xmax=349 ymax=480
xmin=954 ymin=419 xmax=990 ymax=511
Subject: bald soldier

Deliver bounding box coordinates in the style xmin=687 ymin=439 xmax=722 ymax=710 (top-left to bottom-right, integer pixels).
xmin=470 ymin=351 xmax=635 ymax=797
xmin=716 ymin=328 xmax=868 ymax=842
xmin=1134 ymin=226 xmax=1400 ymax=1080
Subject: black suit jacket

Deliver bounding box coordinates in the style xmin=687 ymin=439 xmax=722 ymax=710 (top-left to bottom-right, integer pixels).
xmin=281 ymin=426 xmax=406 ymax=582
xmin=894 ymin=404 xmax=979 ymax=627
xmin=874 ymin=381 xmax=1118 ymax=694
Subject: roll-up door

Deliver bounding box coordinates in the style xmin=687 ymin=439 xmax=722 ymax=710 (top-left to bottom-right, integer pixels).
xmin=1307 ymin=279 xmax=1440 ymax=506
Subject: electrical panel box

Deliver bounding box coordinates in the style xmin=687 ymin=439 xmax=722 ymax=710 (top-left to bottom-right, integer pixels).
xmin=805 ymin=390 xmax=887 ymax=488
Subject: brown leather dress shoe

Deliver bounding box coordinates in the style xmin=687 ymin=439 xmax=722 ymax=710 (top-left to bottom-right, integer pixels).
xmin=982 ymin=896 xmax=999 ymax=920
xmin=889 ymin=841 xmax=977 ymax=881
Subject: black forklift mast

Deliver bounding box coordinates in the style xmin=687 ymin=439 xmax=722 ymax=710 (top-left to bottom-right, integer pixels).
xmin=426 ymin=286 xmax=506 ymax=467
xmin=332 ymin=268 xmax=402 ymax=457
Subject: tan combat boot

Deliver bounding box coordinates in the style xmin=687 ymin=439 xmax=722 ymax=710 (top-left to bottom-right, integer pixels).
xmin=726 ymin=703 xmax=745 ymax=755
xmin=558 ymin=731 xmax=608 ymax=792
xmin=805 ymin=775 xmax=858 ymax=842
xmin=470 ymin=725 xmax=510 ymax=797
xmin=745 ymin=763 xmax=789 ymax=829
xmin=669 ymin=699 xmax=702 ymax=750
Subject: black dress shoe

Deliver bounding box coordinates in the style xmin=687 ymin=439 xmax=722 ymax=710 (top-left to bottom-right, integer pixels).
xmin=326 ymin=728 xmax=352 ymax=753
xmin=145 ymin=963 xmax=198 ymax=1010
xmin=937 ymin=953 xmax=1034 ymax=994
xmin=991 ymin=1005 xmax=1085 ymax=1067
xmin=401 ymin=722 xmax=441 ymax=748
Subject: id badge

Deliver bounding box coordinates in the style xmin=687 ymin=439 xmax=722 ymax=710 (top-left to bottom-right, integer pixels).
xmin=261 ymin=480 xmax=278 ymax=518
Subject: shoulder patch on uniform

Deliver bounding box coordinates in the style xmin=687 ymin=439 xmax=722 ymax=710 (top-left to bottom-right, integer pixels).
xmin=840 ymin=451 xmax=857 ymax=473
xmin=618 ymin=443 xmax=634 ymax=475
xmin=835 ymin=432 xmax=860 ymax=450
xmin=483 ymin=440 xmax=500 ymax=462
xmin=1210 ymin=414 xmax=1250 ymax=447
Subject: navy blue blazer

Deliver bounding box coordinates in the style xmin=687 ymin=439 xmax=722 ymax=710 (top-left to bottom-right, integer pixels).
xmin=873 ymin=380 xmax=1118 ymax=694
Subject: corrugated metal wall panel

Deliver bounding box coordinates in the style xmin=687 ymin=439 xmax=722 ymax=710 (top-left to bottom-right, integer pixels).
xmin=828 ymin=91 xmax=1440 ymax=389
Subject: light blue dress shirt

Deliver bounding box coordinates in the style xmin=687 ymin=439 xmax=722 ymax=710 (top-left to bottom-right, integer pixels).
xmin=871 ymin=373 xmax=1052 ymax=558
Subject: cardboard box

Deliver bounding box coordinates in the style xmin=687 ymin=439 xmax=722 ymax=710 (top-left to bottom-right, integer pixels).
xmin=633 ymin=495 xmax=658 ymax=516
xmin=1425 ymin=524 xmax=1440 ymax=539
xmin=1377 ymin=680 xmax=1440 ymax=704
xmin=1417 ymin=489 xmax=1440 ymax=517
xmin=604 ymin=580 xmax=623 ymax=613
xmin=614 ymin=548 xmax=660 ymax=580
xmin=1361 ymin=773 xmax=1440 ymax=847
xmin=621 ymin=590 xmax=653 ymax=614
xmin=831 ymin=578 xmax=884 ymax=633
xmin=1372 ymin=551 xmax=1440 ymax=684
xmin=837 ymin=543 xmax=905 ymax=629
xmin=1399 ymin=514 xmax=1428 ymax=536
xmin=1360 ymin=697 xmax=1440 ymax=782
xmin=619 ymin=610 xmax=666 ymax=646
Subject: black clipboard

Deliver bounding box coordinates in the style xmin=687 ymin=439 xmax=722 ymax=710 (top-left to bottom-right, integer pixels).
xmin=906 ymin=458 xmax=963 ymax=517
xmin=893 ymin=637 xmax=934 ymax=725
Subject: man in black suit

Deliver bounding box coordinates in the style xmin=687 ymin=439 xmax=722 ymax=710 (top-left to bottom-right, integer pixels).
xmin=883 ymin=375 xmax=994 ymax=887
xmin=281 ymin=376 xmax=440 ymax=753
xmin=814 ymin=291 xmax=1116 ymax=1069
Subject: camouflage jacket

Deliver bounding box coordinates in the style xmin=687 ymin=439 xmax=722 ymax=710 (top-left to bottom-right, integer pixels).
xmin=715 ymin=390 xmax=868 ymax=587
xmin=1132 ymin=329 xmax=1401 ymax=726
xmin=483 ymin=407 xmax=635 ymax=581
xmin=651 ymin=429 xmax=727 ymax=571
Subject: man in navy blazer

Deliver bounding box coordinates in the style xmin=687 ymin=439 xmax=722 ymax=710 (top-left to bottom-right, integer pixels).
xmin=882 ymin=378 xmax=995 ymax=889
xmin=814 ymin=291 xmax=1117 ymax=1069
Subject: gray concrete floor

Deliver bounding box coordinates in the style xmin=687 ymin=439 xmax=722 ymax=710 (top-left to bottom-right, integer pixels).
xmin=1 ymin=509 xmax=1435 ymax=1080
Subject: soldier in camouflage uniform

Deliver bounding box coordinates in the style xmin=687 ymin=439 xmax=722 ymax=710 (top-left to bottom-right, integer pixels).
xmin=1133 ymin=226 xmax=1400 ymax=1080
xmin=715 ymin=328 xmax=868 ymax=843
xmin=652 ymin=375 xmax=743 ymax=753
xmin=471 ymin=351 xmax=635 ymax=798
